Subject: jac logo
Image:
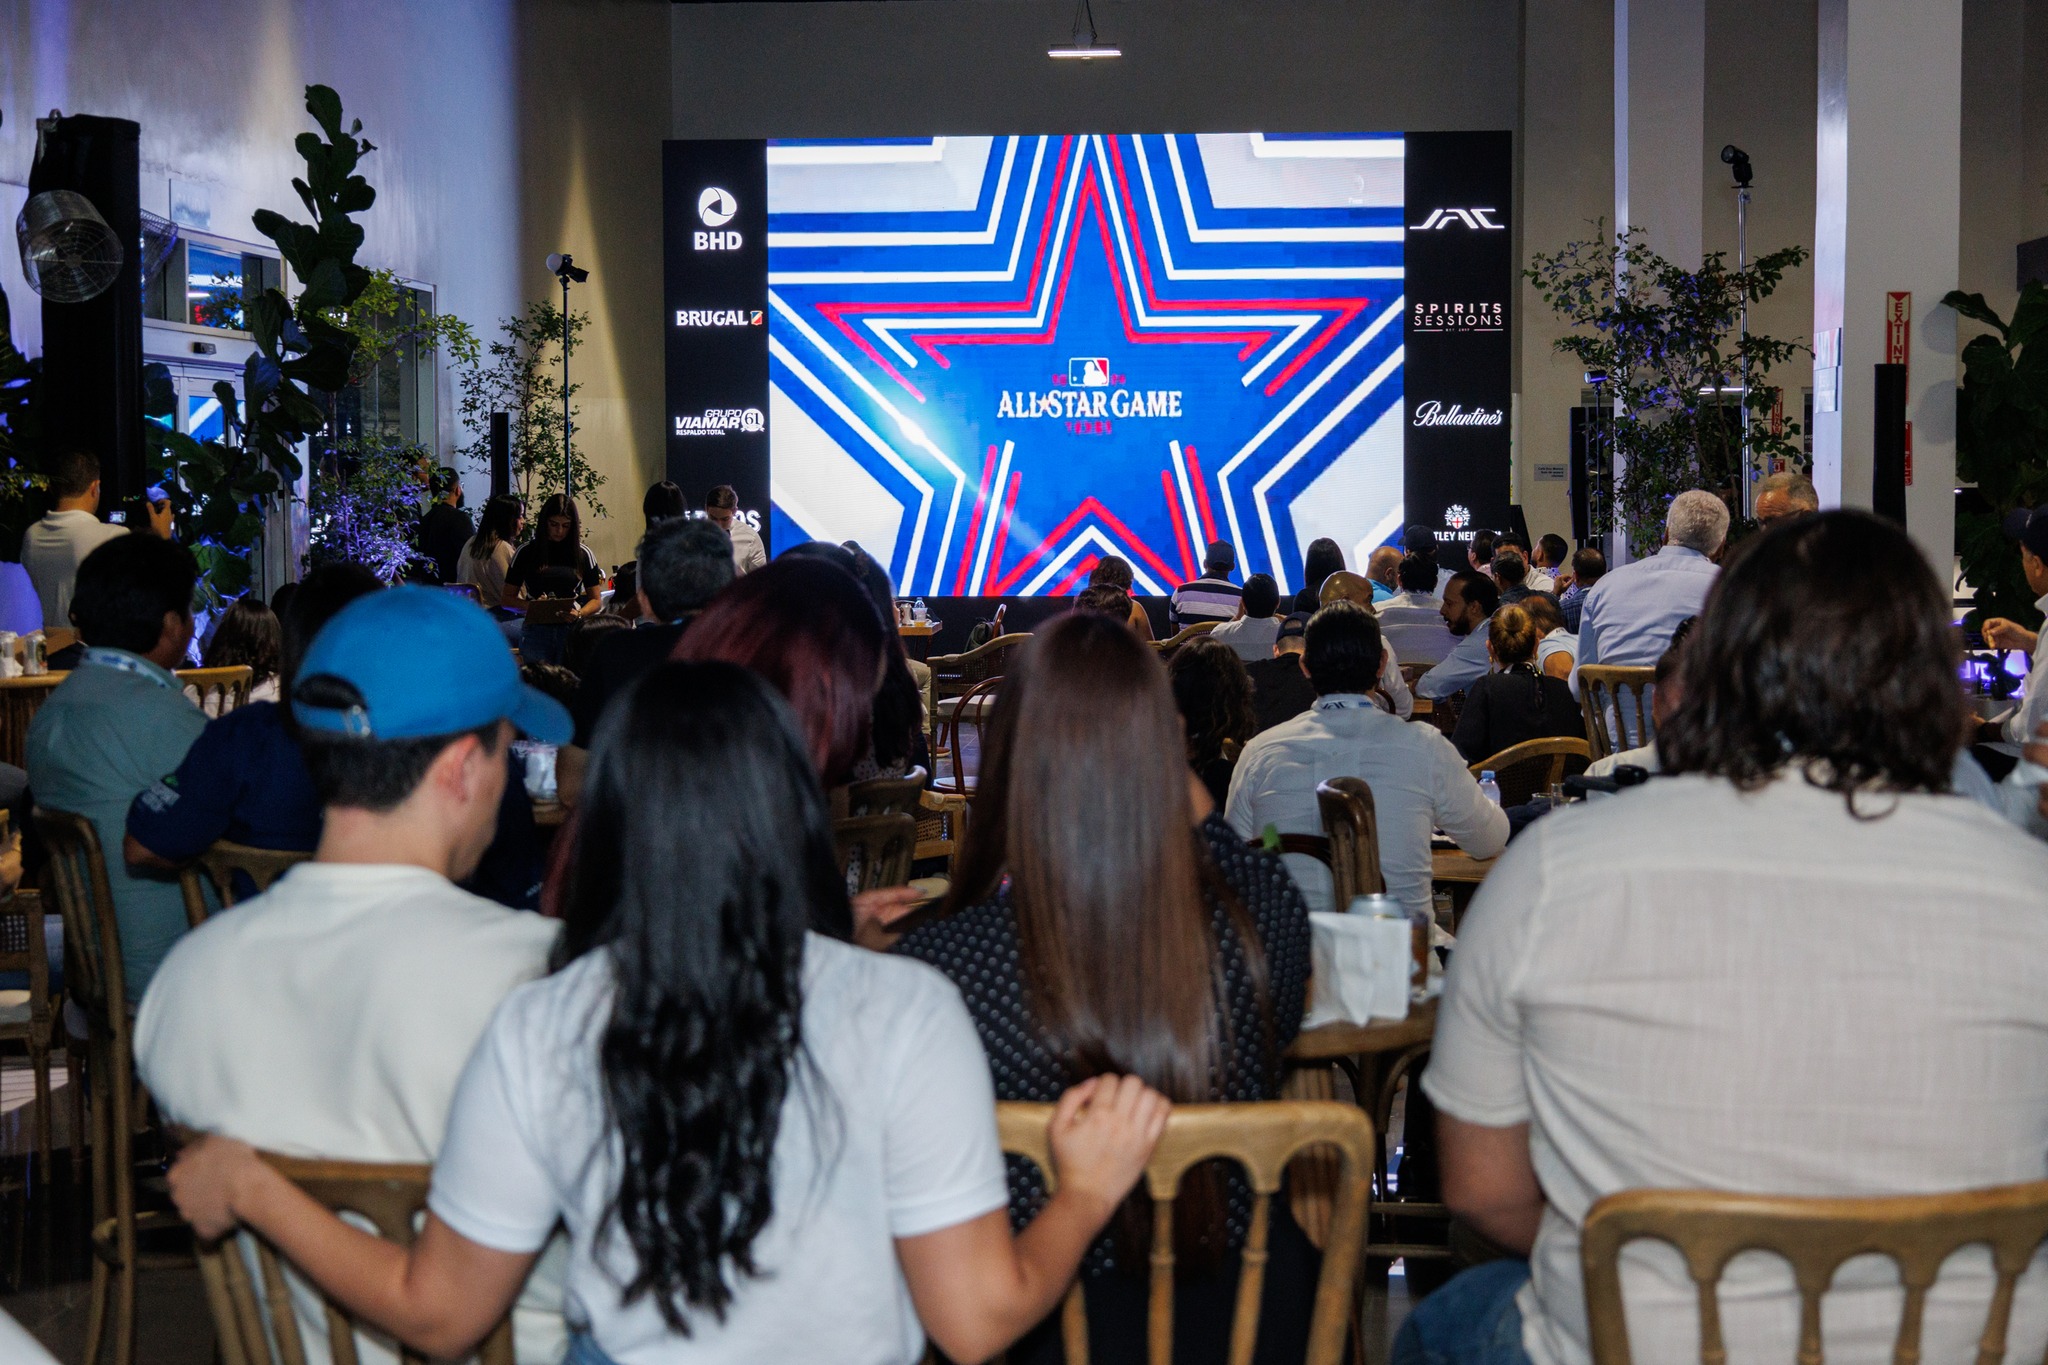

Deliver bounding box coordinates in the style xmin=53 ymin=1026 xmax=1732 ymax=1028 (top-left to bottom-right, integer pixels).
xmin=1410 ymin=207 xmax=1505 ymax=231
xmin=1444 ymin=504 xmax=1472 ymax=530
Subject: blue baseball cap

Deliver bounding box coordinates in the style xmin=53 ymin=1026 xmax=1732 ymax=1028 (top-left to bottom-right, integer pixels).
xmin=292 ymin=586 xmax=572 ymax=745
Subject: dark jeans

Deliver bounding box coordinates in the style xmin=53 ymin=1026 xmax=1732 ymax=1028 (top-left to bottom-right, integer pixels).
xmin=1391 ymin=1259 xmax=1532 ymax=1365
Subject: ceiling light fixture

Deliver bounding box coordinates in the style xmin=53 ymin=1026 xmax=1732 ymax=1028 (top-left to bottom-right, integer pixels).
xmin=1048 ymin=0 xmax=1120 ymax=59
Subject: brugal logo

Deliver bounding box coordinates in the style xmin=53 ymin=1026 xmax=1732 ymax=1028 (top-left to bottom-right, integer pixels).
xmin=695 ymin=187 xmax=743 ymax=251
xmin=1412 ymin=400 xmax=1505 ymax=428
xmin=1409 ymin=208 xmax=1505 ymax=231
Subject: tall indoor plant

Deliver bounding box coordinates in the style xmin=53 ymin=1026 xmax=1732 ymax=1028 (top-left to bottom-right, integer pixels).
xmin=1527 ymin=224 xmax=1808 ymax=553
xmin=456 ymin=299 xmax=606 ymax=515
xmin=1944 ymin=281 xmax=2048 ymax=630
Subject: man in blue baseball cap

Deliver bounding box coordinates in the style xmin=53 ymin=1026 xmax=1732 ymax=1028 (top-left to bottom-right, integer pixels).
xmin=136 ymin=587 xmax=572 ymax=1364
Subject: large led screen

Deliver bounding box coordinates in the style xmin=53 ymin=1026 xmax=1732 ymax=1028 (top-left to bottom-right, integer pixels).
xmin=664 ymin=131 xmax=1512 ymax=597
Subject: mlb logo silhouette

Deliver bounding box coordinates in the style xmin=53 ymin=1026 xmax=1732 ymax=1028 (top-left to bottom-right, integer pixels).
xmin=1069 ymin=357 xmax=1112 ymax=388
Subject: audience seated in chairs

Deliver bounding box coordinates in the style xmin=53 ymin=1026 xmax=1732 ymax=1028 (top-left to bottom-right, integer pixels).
xmin=1557 ymin=544 xmax=1604 ymax=632
xmin=27 ymin=535 xmax=206 ymax=1001
xmin=1521 ymin=592 xmax=1576 ymax=681
xmin=1401 ymin=510 xmax=2048 ymax=1365
xmin=894 ymin=611 xmax=1312 ymax=1365
xmin=822 ymin=540 xmax=934 ymax=783
xmin=1379 ymin=550 xmax=1456 ymax=666
xmin=1246 ymin=611 xmax=1317 ymax=736
xmin=1211 ymin=572 xmax=1284 ymax=662
xmin=128 ymin=566 xmax=545 ymax=913
xmin=557 ymin=515 xmax=735 ymax=807
xmin=138 ymin=586 xmax=576 ymax=1365
xmin=1229 ymin=601 xmax=1508 ymax=916
xmin=1171 ymin=539 xmax=1244 ymax=629
xmin=1450 ymin=604 xmax=1586 ymax=765
xmin=1169 ymin=636 xmax=1257 ymax=808
xmin=167 ymin=659 xmax=1170 ymax=1365
xmin=195 ymin=596 xmax=282 ymax=714
xmin=1088 ymin=554 xmax=1157 ymax=640
xmin=1291 ymin=537 xmax=1346 ymax=614
xmin=1316 ymin=572 xmax=1415 ymax=718
xmin=502 ymin=494 xmax=604 ymax=665
xmin=1416 ymin=570 xmax=1499 ymax=701
xmin=458 ymin=494 xmax=525 ymax=611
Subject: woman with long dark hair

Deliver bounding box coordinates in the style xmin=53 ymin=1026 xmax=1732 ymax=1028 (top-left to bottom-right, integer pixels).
xmin=894 ymin=612 xmax=1313 ymax=1365
xmin=199 ymin=597 xmax=282 ymax=713
xmin=1292 ymin=537 xmax=1346 ymax=613
xmin=1449 ymin=603 xmax=1585 ymax=764
xmin=166 ymin=661 xmax=1169 ymax=1365
xmin=459 ymin=494 xmax=524 ymax=609
xmin=504 ymin=495 xmax=604 ymax=663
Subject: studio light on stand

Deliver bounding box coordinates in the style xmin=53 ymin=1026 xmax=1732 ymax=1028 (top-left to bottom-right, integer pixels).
xmin=1720 ymin=144 xmax=1755 ymax=518
xmin=1048 ymin=0 xmax=1121 ymax=59
xmin=545 ymin=252 xmax=588 ymax=504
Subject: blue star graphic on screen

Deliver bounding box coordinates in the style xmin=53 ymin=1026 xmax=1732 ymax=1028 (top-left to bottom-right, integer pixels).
xmin=765 ymin=133 xmax=1407 ymax=596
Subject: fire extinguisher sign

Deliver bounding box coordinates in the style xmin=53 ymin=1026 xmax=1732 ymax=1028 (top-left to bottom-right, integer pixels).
xmin=1884 ymin=291 xmax=1911 ymax=368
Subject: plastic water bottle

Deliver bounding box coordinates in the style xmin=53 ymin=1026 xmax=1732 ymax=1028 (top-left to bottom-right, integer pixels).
xmin=913 ymin=597 xmax=929 ymax=622
xmin=1479 ymin=770 xmax=1502 ymax=806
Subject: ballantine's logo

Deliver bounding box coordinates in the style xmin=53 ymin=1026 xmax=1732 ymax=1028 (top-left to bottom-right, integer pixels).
xmin=1411 ymin=302 xmax=1504 ymax=332
xmin=673 ymin=309 xmax=764 ymax=327
xmin=1412 ymin=400 xmax=1505 ymax=428
xmin=673 ymin=408 xmax=764 ymax=437
xmin=1409 ymin=207 xmax=1505 ymax=231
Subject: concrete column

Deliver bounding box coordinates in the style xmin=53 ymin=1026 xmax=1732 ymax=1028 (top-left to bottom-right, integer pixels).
xmin=1810 ymin=0 xmax=1962 ymax=576
xmin=1615 ymin=0 xmax=1705 ymax=268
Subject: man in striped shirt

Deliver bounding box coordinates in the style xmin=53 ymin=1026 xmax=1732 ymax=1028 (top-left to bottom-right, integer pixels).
xmin=1169 ymin=540 xmax=1243 ymax=628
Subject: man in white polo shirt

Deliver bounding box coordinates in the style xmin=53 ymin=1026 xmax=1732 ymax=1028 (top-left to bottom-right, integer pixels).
xmin=136 ymin=588 xmax=574 ymax=1365
xmin=20 ymin=448 xmax=173 ymax=631
xmin=1227 ymin=601 xmax=1507 ymax=917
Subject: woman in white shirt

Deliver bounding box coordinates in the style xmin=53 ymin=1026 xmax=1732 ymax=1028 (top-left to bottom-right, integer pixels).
xmin=457 ymin=494 xmax=524 ymax=610
xmin=166 ymin=661 xmax=1170 ymax=1365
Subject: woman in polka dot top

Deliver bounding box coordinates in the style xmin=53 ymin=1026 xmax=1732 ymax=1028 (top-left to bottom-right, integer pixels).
xmin=895 ymin=611 xmax=1314 ymax=1365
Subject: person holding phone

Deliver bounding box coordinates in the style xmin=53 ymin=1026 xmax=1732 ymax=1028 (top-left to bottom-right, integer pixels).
xmin=22 ymin=449 xmax=173 ymax=633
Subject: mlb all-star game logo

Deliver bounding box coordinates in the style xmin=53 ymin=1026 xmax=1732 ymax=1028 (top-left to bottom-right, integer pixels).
xmin=995 ymin=358 xmax=1187 ymax=435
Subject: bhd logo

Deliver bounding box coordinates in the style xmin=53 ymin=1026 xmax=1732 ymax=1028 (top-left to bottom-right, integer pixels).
xmin=1410 ymin=208 xmax=1505 ymax=231
xmin=698 ymin=187 xmax=737 ymax=227
xmin=1444 ymin=504 xmax=1472 ymax=530
xmin=1068 ymin=357 xmax=1112 ymax=388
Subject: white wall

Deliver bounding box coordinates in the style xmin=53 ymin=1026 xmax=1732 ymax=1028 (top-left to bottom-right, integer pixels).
xmin=0 ymin=0 xmax=523 ymax=499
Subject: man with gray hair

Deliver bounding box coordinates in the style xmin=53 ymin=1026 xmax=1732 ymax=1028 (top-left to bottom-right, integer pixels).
xmin=1754 ymin=470 xmax=1821 ymax=529
xmin=1577 ymin=489 xmax=1726 ymax=688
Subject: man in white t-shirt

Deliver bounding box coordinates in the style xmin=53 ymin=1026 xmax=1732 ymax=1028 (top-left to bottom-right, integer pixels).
xmin=705 ymin=484 xmax=767 ymax=574
xmin=1399 ymin=510 xmax=2048 ymax=1365
xmin=20 ymin=448 xmax=173 ymax=630
xmin=136 ymin=587 xmax=576 ymax=1365
xmin=1228 ymin=601 xmax=1507 ymax=916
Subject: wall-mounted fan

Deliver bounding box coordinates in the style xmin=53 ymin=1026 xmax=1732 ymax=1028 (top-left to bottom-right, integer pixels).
xmin=138 ymin=209 xmax=179 ymax=289
xmin=15 ymin=188 xmax=125 ymax=303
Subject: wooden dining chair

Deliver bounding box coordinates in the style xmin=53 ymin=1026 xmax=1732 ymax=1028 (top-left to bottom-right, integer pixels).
xmin=196 ymin=1154 xmax=515 ymax=1365
xmin=1150 ymin=621 xmax=1221 ymax=657
xmin=177 ymin=840 xmax=314 ymax=927
xmin=833 ymin=813 xmax=917 ymax=895
xmin=176 ymin=665 xmax=255 ymax=718
xmin=913 ymin=790 xmax=971 ymax=870
xmin=1314 ymin=777 xmax=1386 ymax=905
xmin=998 ymin=1100 xmax=1374 ymax=1365
xmin=0 ymin=673 xmax=68 ymax=769
xmin=841 ymin=765 xmax=930 ymax=820
xmin=1580 ymin=1180 xmax=2048 ymax=1365
xmin=0 ymin=886 xmax=57 ymax=1174
xmin=1576 ymin=665 xmax=1657 ymax=761
xmin=1468 ymin=737 xmax=1593 ymax=807
xmin=35 ymin=807 xmax=186 ymax=1365
xmin=937 ymin=677 xmax=1002 ymax=793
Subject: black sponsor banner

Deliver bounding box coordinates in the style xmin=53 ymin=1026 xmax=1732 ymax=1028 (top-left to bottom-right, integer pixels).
xmin=1403 ymin=131 xmax=1513 ymax=565
xmin=663 ymin=140 xmax=771 ymax=543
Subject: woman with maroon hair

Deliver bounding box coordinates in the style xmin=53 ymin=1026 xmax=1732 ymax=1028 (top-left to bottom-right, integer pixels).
xmin=893 ymin=611 xmax=1314 ymax=1365
xmin=671 ymin=555 xmax=887 ymax=788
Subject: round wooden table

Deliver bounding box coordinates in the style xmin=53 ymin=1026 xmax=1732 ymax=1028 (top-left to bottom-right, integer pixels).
xmin=898 ymin=621 xmax=938 ymax=662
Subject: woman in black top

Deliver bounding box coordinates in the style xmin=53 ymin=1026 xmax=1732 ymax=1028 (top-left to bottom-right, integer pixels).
xmin=503 ymin=494 xmax=604 ymax=664
xmin=1451 ymin=602 xmax=1587 ymax=764
xmin=1291 ymin=537 xmax=1345 ymax=613
xmin=1169 ymin=636 xmax=1256 ymax=807
xmin=894 ymin=613 xmax=1313 ymax=1365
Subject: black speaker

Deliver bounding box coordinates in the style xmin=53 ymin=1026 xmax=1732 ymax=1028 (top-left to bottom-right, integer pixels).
xmin=488 ymin=411 xmax=510 ymax=499
xmin=27 ymin=115 xmax=143 ymax=506
xmin=1568 ymin=404 xmax=1611 ymax=544
xmin=1872 ymin=363 xmax=1907 ymax=526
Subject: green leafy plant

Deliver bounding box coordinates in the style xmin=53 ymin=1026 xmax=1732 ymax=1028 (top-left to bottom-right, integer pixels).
xmin=456 ymin=299 xmax=605 ymax=516
xmin=1944 ymin=282 xmax=2048 ymax=630
xmin=306 ymin=437 xmax=431 ymax=579
xmin=143 ymin=83 xmax=381 ymax=603
xmin=1527 ymin=223 xmax=1809 ymax=553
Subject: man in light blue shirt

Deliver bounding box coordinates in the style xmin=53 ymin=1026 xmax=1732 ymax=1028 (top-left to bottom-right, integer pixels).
xmin=1576 ymin=490 xmax=1726 ymax=677
xmin=1417 ymin=570 xmax=1499 ymax=699
xmin=27 ymin=536 xmax=206 ymax=1002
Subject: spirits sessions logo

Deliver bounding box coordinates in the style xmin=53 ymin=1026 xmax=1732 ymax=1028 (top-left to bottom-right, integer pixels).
xmin=1411 ymin=302 xmax=1504 ymax=333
